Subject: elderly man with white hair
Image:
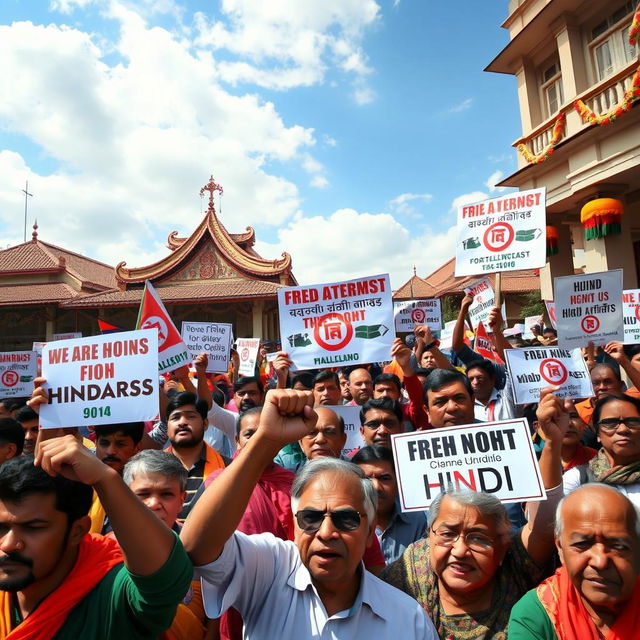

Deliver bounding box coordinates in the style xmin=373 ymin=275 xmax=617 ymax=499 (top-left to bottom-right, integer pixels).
xmin=509 ymin=483 xmax=640 ymax=639
xmin=180 ymin=389 xmax=437 ymax=639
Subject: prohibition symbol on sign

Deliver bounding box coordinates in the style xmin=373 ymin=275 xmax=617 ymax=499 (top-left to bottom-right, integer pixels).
xmin=410 ymin=308 xmax=426 ymax=323
xmin=581 ymin=314 xmax=600 ymax=334
xmin=539 ymin=358 xmax=568 ymax=385
xmin=240 ymin=347 xmax=250 ymax=361
xmin=314 ymin=313 xmax=354 ymax=351
xmin=1 ymin=370 xmax=19 ymax=388
xmin=634 ymin=305 xmax=640 ymax=323
xmin=483 ymin=222 xmax=515 ymax=253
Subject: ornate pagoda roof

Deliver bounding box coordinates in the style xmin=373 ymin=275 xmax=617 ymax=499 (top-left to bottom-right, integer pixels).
xmin=116 ymin=176 xmax=295 ymax=286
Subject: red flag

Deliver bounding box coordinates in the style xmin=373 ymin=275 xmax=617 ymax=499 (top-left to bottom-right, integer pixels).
xmin=474 ymin=321 xmax=504 ymax=364
xmin=136 ymin=281 xmax=191 ymax=373
xmin=98 ymin=320 xmax=123 ymax=334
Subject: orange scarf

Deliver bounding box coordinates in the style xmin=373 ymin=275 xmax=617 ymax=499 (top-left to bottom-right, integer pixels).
xmin=537 ymin=566 xmax=640 ymax=640
xmin=0 ymin=534 xmax=123 ymax=639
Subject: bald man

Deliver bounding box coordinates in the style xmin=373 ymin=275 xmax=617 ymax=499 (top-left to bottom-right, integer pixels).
xmin=509 ymin=484 xmax=640 ymax=638
xmin=298 ymin=407 xmax=347 ymax=461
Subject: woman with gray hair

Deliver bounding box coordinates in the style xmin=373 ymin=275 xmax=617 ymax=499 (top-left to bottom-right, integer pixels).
xmin=381 ymin=388 xmax=569 ymax=639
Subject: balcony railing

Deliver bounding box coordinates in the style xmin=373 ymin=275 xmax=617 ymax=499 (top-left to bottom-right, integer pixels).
xmin=514 ymin=61 xmax=638 ymax=163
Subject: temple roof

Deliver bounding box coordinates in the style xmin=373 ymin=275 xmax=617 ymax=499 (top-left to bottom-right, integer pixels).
xmin=394 ymin=257 xmax=540 ymax=299
xmin=0 ymin=227 xmax=117 ymax=291
xmin=62 ymin=280 xmax=283 ymax=308
xmin=117 ymin=176 xmax=295 ymax=285
xmin=0 ymin=282 xmax=81 ymax=307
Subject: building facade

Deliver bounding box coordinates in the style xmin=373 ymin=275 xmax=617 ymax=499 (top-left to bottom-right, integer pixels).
xmin=487 ymin=0 xmax=640 ymax=299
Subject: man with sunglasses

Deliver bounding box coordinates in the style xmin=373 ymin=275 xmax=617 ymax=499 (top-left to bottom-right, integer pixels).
xmin=563 ymin=392 xmax=640 ymax=508
xmin=181 ymin=389 xmax=437 ymax=639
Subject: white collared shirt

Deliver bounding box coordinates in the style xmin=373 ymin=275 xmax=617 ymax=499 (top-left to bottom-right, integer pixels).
xmin=473 ymin=376 xmax=518 ymax=423
xmin=195 ymin=531 xmax=437 ymax=639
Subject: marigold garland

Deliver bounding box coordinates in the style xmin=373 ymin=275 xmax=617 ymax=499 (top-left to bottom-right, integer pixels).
xmin=630 ymin=5 xmax=640 ymax=47
xmin=517 ymin=112 xmax=566 ymax=164
xmin=574 ymin=67 xmax=640 ymax=126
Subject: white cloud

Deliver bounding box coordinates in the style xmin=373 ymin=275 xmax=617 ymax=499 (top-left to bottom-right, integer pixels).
xmin=449 ymin=98 xmax=473 ymax=113
xmin=255 ymin=208 xmax=457 ymax=287
xmin=310 ymin=175 xmax=329 ymax=189
xmin=450 ymin=191 xmax=488 ymax=213
xmin=323 ymin=134 xmax=337 ymax=147
xmin=353 ymin=83 xmax=376 ymax=105
xmin=485 ymin=170 xmax=506 ymax=193
xmin=389 ymin=192 xmax=432 ymax=216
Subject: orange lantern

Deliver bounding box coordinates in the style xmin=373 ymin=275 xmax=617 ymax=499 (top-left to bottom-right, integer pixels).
xmin=546 ymin=225 xmax=559 ymax=256
xmin=580 ymin=198 xmax=623 ymax=240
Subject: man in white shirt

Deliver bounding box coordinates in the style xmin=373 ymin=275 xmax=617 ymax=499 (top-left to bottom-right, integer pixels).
xmin=466 ymin=359 xmax=517 ymax=422
xmin=181 ymin=389 xmax=437 ymax=639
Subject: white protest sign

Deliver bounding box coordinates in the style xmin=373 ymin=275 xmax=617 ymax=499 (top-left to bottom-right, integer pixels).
xmin=393 ymin=299 xmax=442 ymax=332
xmin=455 ymin=187 xmax=547 ymax=277
xmin=0 ymin=352 xmax=37 ymax=398
xmin=555 ymin=270 xmax=623 ymax=348
xmin=523 ymin=315 xmax=544 ymax=340
xmin=464 ymin=278 xmax=495 ymax=328
xmin=52 ymin=332 xmax=82 ymax=341
xmin=623 ymin=289 xmax=640 ymax=344
xmin=545 ymin=301 xmax=557 ymax=329
xmin=504 ymin=347 xmax=593 ymax=404
xmin=327 ymin=405 xmax=364 ymax=457
xmin=40 ymin=330 xmax=159 ymax=429
xmin=181 ymin=322 xmax=232 ymax=373
xmin=278 ymin=274 xmax=395 ymax=370
xmin=438 ymin=320 xmax=456 ymax=350
xmin=237 ymin=338 xmax=260 ymax=377
xmin=504 ymin=324 xmax=526 ymax=337
xmin=392 ymin=419 xmax=546 ymax=511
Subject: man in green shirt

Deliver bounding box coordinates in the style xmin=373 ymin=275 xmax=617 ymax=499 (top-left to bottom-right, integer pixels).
xmin=0 ymin=433 xmax=192 ymax=639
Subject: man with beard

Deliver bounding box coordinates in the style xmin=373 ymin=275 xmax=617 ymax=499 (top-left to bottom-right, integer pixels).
xmin=14 ymin=406 xmax=38 ymax=456
xmin=359 ymin=397 xmax=404 ymax=449
xmin=0 ymin=435 xmax=192 ymax=638
xmin=166 ymin=392 xmax=228 ymax=523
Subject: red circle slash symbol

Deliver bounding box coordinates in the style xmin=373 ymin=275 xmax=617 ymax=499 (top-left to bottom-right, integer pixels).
xmin=483 ymin=222 xmax=515 ymax=252
xmin=634 ymin=305 xmax=640 ymax=323
xmin=411 ymin=308 xmax=426 ymax=323
xmin=581 ymin=315 xmax=600 ymax=334
xmin=314 ymin=313 xmax=354 ymax=352
xmin=1 ymin=370 xmax=19 ymax=388
xmin=241 ymin=348 xmax=250 ymax=361
xmin=539 ymin=358 xmax=568 ymax=385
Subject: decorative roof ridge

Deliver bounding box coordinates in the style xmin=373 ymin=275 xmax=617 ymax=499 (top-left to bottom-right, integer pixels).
xmin=38 ymin=239 xmax=116 ymax=270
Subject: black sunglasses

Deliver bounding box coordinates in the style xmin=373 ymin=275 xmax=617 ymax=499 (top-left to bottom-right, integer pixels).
xmin=295 ymin=508 xmax=365 ymax=533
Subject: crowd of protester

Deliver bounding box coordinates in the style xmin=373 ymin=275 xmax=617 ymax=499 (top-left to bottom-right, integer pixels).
xmin=0 ymin=300 xmax=638 ymax=639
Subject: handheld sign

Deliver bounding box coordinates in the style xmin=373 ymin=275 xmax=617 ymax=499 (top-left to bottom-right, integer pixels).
xmin=52 ymin=332 xmax=82 ymax=341
xmin=181 ymin=322 xmax=233 ymax=373
xmin=523 ymin=315 xmax=544 ymax=340
xmin=623 ymin=289 xmax=640 ymax=344
xmin=0 ymin=352 xmax=37 ymax=398
xmin=455 ymin=187 xmax=546 ymax=277
xmin=464 ymin=278 xmax=495 ymax=328
xmin=237 ymin=338 xmax=260 ymax=377
xmin=545 ymin=301 xmax=557 ymax=329
xmin=393 ymin=299 xmax=442 ymax=332
xmin=555 ymin=270 xmax=623 ymax=348
xmin=326 ymin=405 xmax=364 ymax=457
xmin=40 ymin=330 xmax=159 ymax=429
xmin=438 ymin=320 xmax=456 ymax=349
xmin=392 ymin=419 xmax=546 ymax=511
xmin=504 ymin=347 xmax=593 ymax=404
xmin=278 ymin=274 xmax=395 ymax=370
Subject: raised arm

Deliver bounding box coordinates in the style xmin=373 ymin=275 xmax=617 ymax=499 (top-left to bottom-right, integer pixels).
xmin=272 ymin=351 xmax=293 ymax=390
xmin=520 ymin=387 xmax=569 ymax=565
xmin=487 ymin=306 xmax=512 ymax=362
xmin=415 ymin=325 xmax=452 ymax=370
xmin=180 ymin=389 xmax=317 ymax=566
xmin=452 ymin=294 xmax=473 ymax=352
xmin=604 ymin=341 xmax=640 ymax=391
xmin=194 ymin=353 xmax=214 ymax=410
xmin=36 ymin=433 xmax=175 ymax=575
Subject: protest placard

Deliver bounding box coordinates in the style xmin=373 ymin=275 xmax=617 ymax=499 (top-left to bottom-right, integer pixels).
xmin=393 ymin=299 xmax=442 ymax=332
xmin=522 ymin=315 xmax=544 ymax=340
xmin=328 ymin=405 xmax=364 ymax=457
xmin=277 ymin=274 xmax=395 ymax=370
xmin=52 ymin=332 xmax=82 ymax=341
xmin=555 ymin=270 xmax=623 ymax=348
xmin=136 ymin=281 xmax=191 ymax=373
xmin=545 ymin=301 xmax=557 ymax=329
xmin=438 ymin=320 xmax=456 ymax=349
xmin=623 ymin=289 xmax=640 ymax=344
xmin=40 ymin=330 xmax=159 ymax=429
xmin=504 ymin=347 xmax=593 ymax=404
xmin=391 ymin=419 xmax=546 ymax=511
xmin=181 ymin=322 xmax=232 ymax=373
xmin=464 ymin=278 xmax=495 ymax=328
xmin=0 ymin=352 xmax=37 ymax=398
xmin=237 ymin=338 xmax=260 ymax=377
xmin=455 ymin=187 xmax=547 ymax=277
xmin=474 ymin=322 xmax=502 ymax=363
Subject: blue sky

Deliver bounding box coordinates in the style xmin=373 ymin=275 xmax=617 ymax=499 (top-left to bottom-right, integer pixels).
xmin=0 ymin=0 xmax=519 ymax=287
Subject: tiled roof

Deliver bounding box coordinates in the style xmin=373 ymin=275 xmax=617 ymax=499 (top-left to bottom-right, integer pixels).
xmin=0 ymin=283 xmax=79 ymax=306
xmin=394 ymin=257 xmax=539 ymax=299
xmin=0 ymin=240 xmax=116 ymax=290
xmin=63 ymin=279 xmax=285 ymax=308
